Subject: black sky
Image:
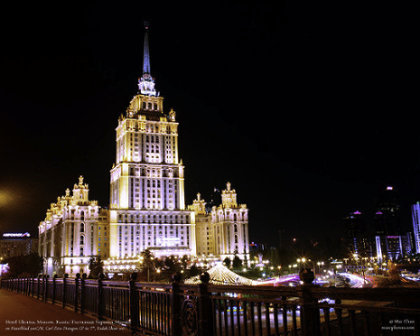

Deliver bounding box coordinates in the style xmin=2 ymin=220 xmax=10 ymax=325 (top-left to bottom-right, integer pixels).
xmin=0 ymin=1 xmax=417 ymax=245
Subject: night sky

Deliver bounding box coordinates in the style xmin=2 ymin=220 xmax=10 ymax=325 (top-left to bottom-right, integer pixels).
xmin=0 ymin=1 xmax=417 ymax=246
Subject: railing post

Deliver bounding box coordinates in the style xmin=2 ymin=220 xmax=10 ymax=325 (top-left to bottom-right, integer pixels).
xmin=171 ymin=273 xmax=182 ymax=336
xmin=52 ymin=274 xmax=57 ymax=304
xmin=62 ymin=273 xmax=68 ymax=309
xmin=75 ymin=273 xmax=80 ymax=312
xmin=97 ymin=273 xmax=105 ymax=320
xmin=80 ymin=273 xmax=86 ymax=314
xmin=298 ymin=268 xmax=320 ymax=336
xmin=198 ymin=272 xmax=214 ymax=336
xmin=129 ymin=272 xmax=140 ymax=331
xmin=37 ymin=275 xmax=41 ymax=299
xmin=44 ymin=275 xmax=49 ymax=303
xmin=31 ymin=277 xmax=35 ymax=296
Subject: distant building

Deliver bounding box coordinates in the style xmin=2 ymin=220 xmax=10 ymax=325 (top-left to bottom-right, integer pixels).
xmin=411 ymin=202 xmax=420 ymax=254
xmin=0 ymin=232 xmax=38 ymax=259
xmin=342 ymin=186 xmax=414 ymax=262
xmin=344 ymin=210 xmax=373 ymax=257
xmin=373 ymin=186 xmax=412 ymax=261
xmin=188 ymin=182 xmax=250 ymax=262
xmin=38 ymin=176 xmax=109 ymax=276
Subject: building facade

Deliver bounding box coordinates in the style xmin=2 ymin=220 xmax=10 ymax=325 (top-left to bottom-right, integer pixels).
xmin=411 ymin=202 xmax=420 ymax=254
xmin=344 ymin=210 xmax=373 ymax=258
xmin=0 ymin=232 xmax=38 ymax=259
xmin=38 ymin=176 xmax=109 ymax=276
xmin=37 ymin=25 xmax=251 ymax=276
xmin=342 ymin=186 xmax=413 ymax=263
xmin=189 ymin=182 xmax=249 ymax=262
xmin=108 ymin=25 xmax=196 ymax=264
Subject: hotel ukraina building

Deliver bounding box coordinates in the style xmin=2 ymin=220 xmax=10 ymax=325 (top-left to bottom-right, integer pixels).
xmin=39 ymin=27 xmax=249 ymax=276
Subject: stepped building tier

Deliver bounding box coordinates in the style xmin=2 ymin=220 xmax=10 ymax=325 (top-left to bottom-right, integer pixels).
xmin=109 ymin=24 xmax=196 ymax=260
xmin=189 ymin=182 xmax=249 ymax=262
xmin=38 ymin=176 xmax=109 ymax=276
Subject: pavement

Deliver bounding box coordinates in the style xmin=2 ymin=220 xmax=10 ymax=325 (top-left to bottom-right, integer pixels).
xmin=0 ymin=289 xmax=132 ymax=336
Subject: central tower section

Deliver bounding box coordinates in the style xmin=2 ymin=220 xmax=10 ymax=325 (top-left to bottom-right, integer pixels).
xmin=109 ymin=25 xmax=196 ymax=259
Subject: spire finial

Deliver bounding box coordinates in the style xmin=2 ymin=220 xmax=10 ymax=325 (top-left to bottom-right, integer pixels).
xmin=143 ymin=21 xmax=151 ymax=75
xmin=138 ymin=22 xmax=157 ymax=96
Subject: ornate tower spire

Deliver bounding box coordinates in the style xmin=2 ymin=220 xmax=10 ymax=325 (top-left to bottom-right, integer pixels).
xmin=142 ymin=23 xmax=151 ymax=75
xmin=138 ymin=22 xmax=157 ymax=96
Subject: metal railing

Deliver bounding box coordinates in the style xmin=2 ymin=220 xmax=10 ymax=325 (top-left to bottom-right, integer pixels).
xmin=1 ymin=273 xmax=420 ymax=336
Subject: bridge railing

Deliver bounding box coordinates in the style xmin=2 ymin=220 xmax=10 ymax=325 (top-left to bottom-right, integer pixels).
xmin=1 ymin=273 xmax=420 ymax=336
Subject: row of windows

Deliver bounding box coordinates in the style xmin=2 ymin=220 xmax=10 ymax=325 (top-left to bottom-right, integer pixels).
xmin=117 ymin=214 xmax=189 ymax=224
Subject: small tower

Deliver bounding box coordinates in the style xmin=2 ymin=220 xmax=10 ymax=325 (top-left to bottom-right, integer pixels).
xmin=72 ymin=175 xmax=89 ymax=204
xmin=189 ymin=193 xmax=207 ymax=215
xmin=221 ymin=182 xmax=237 ymax=208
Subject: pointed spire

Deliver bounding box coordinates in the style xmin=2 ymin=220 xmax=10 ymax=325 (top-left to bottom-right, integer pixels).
xmin=142 ymin=22 xmax=151 ymax=75
xmin=138 ymin=22 xmax=157 ymax=96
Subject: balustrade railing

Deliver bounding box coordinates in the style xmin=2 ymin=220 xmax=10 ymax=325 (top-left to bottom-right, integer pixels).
xmin=1 ymin=273 xmax=420 ymax=336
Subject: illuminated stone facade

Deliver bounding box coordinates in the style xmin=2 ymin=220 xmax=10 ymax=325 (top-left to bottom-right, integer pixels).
xmin=38 ymin=25 xmax=250 ymax=275
xmin=0 ymin=234 xmax=38 ymax=259
xmin=189 ymin=182 xmax=249 ymax=262
xmin=38 ymin=176 xmax=109 ymax=276
xmin=108 ymin=26 xmax=196 ymax=261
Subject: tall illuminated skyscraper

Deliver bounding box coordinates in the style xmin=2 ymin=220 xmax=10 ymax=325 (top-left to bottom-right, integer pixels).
xmin=109 ymin=25 xmax=196 ymax=260
xmin=412 ymin=202 xmax=420 ymax=254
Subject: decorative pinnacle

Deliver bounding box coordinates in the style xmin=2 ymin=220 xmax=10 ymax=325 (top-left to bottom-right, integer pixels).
xmin=138 ymin=22 xmax=157 ymax=96
xmin=142 ymin=21 xmax=151 ymax=75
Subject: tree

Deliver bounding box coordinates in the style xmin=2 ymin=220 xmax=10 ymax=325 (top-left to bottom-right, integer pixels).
xmin=3 ymin=253 xmax=43 ymax=278
xmin=140 ymin=249 xmax=155 ymax=281
xmin=88 ymin=256 xmax=103 ymax=279
xmin=180 ymin=255 xmax=189 ymax=270
xmin=164 ymin=255 xmax=180 ymax=273
xmin=187 ymin=263 xmax=200 ymax=278
xmin=232 ymin=255 xmax=243 ymax=270
xmin=223 ymin=257 xmax=231 ymax=268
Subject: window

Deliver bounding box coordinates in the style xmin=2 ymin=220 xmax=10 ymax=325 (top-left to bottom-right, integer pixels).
xmin=80 ymin=235 xmax=85 ymax=245
xmin=80 ymin=223 xmax=85 ymax=233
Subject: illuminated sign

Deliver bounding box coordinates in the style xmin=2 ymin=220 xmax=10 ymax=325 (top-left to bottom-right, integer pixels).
xmin=157 ymin=237 xmax=180 ymax=247
xmin=2 ymin=232 xmax=31 ymax=238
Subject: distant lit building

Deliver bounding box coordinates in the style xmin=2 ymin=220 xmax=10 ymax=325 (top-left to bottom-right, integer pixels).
xmin=373 ymin=186 xmax=412 ymax=261
xmin=344 ymin=210 xmax=373 ymax=257
xmin=411 ymin=202 xmax=420 ymax=254
xmin=0 ymin=232 xmax=38 ymax=259
xmin=38 ymin=176 xmax=109 ymax=276
xmin=188 ymin=182 xmax=249 ymax=262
